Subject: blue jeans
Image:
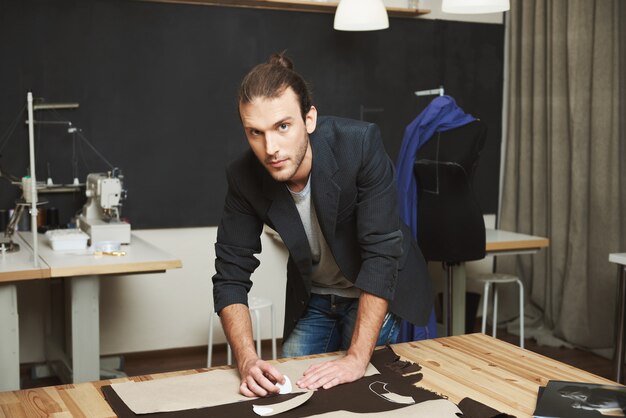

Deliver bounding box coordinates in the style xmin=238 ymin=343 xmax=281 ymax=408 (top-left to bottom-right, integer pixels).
xmin=282 ymin=293 xmax=400 ymax=358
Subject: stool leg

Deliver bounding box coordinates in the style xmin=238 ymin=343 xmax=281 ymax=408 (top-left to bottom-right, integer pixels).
xmin=208 ymin=314 xmax=214 ymax=367
xmin=481 ymin=282 xmax=490 ymax=335
xmin=492 ymin=285 xmax=498 ymax=338
xmin=254 ymin=308 xmax=262 ymax=358
xmin=271 ymin=304 xmax=277 ymax=360
xmin=517 ymin=279 xmax=524 ymax=349
xmin=227 ymin=344 xmax=232 ymax=365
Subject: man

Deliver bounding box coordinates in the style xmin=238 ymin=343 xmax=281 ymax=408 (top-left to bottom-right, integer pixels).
xmin=212 ymin=53 xmax=432 ymax=398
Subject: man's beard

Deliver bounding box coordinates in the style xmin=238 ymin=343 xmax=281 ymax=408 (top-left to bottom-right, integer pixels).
xmin=265 ymin=135 xmax=308 ymax=183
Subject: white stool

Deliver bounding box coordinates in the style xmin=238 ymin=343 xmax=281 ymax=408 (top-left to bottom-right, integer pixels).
xmin=207 ymin=296 xmax=277 ymax=367
xmin=473 ymin=273 xmax=524 ymax=349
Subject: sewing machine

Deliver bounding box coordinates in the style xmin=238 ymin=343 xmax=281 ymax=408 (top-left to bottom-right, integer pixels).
xmin=77 ymin=171 xmax=130 ymax=245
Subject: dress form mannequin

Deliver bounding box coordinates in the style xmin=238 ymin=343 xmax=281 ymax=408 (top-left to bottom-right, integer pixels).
xmin=413 ymin=119 xmax=487 ymax=335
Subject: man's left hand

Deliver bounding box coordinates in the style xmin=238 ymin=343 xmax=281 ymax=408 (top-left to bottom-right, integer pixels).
xmin=295 ymin=353 xmax=368 ymax=390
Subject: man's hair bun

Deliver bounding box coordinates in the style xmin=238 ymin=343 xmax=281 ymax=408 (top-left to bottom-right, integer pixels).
xmin=268 ymin=52 xmax=294 ymax=70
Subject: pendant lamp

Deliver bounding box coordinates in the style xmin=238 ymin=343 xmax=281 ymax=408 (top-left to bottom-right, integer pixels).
xmin=334 ymin=0 xmax=389 ymax=31
xmin=442 ymin=0 xmax=510 ymax=14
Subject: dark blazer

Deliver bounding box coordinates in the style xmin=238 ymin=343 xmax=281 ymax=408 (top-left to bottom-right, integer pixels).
xmin=213 ymin=116 xmax=433 ymax=339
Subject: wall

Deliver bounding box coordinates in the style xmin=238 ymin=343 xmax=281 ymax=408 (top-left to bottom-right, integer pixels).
xmin=7 ymin=0 xmax=506 ymax=364
xmin=0 ymin=0 xmax=504 ymax=227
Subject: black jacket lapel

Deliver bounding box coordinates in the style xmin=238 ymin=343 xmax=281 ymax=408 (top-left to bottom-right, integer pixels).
xmin=263 ymin=173 xmax=313 ymax=287
xmin=310 ymin=132 xmax=341 ymax=246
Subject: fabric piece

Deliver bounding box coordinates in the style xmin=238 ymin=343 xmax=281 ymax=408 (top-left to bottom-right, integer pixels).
xmin=111 ymin=353 xmax=379 ymax=414
xmin=500 ymin=0 xmax=626 ymax=348
xmin=384 ymin=354 xmax=422 ymax=376
xmin=397 ymin=308 xmax=437 ymax=345
xmin=458 ymin=397 xmax=515 ymax=418
xmin=395 ymin=95 xmax=475 ymax=241
xmin=102 ymin=346 xmax=511 ymax=418
xmin=395 ymin=96 xmax=474 ymax=343
xmin=252 ymin=391 xmax=315 ymax=416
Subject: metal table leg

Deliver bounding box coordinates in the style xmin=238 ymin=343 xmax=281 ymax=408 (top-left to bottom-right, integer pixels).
xmin=443 ymin=262 xmax=466 ymax=337
xmin=0 ymin=284 xmax=20 ymax=391
xmin=70 ymin=275 xmax=100 ymax=383
xmin=614 ymin=265 xmax=626 ymax=383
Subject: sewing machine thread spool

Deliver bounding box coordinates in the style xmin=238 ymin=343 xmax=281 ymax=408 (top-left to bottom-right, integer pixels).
xmin=17 ymin=210 xmax=30 ymax=231
xmin=22 ymin=176 xmax=37 ymax=203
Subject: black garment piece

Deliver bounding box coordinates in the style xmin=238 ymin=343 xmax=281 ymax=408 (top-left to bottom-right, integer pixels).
xmin=414 ymin=120 xmax=488 ymax=263
xmin=459 ymin=397 xmax=516 ymax=418
xmin=102 ymin=346 xmax=512 ymax=418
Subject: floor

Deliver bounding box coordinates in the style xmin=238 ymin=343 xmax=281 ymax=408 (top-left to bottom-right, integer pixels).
xmin=20 ymin=326 xmax=616 ymax=389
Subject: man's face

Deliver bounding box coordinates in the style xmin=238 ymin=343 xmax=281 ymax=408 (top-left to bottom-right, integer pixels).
xmin=239 ymin=87 xmax=317 ymax=191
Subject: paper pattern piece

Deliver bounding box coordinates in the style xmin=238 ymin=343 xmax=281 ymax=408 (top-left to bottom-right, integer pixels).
xmin=368 ymin=381 xmax=415 ymax=405
xmin=253 ymin=391 xmax=315 ymax=416
xmin=111 ymin=354 xmax=379 ymax=414
xmin=307 ymin=399 xmax=462 ymax=417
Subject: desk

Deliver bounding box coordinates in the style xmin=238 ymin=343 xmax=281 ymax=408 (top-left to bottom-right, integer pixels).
xmin=0 ymin=334 xmax=616 ymax=417
xmin=446 ymin=229 xmax=549 ymax=336
xmin=0 ymin=233 xmax=181 ymax=391
xmin=610 ymin=252 xmax=626 ymax=383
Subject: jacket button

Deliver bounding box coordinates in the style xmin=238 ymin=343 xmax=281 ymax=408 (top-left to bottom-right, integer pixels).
xmin=300 ymin=300 xmax=305 ymax=305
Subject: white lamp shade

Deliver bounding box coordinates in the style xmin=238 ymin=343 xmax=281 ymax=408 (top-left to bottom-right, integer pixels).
xmin=442 ymin=0 xmax=510 ymax=14
xmin=334 ymin=0 xmax=389 ymax=31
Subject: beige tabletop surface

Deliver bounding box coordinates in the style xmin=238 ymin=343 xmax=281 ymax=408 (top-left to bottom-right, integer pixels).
xmin=18 ymin=232 xmax=182 ymax=278
xmin=0 ymin=234 xmax=49 ymax=283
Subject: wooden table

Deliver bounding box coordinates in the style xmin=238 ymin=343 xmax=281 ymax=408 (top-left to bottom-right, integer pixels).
xmin=610 ymin=252 xmax=626 ymax=383
xmin=446 ymin=229 xmax=550 ymax=336
xmin=0 ymin=334 xmax=617 ymax=417
xmin=0 ymin=233 xmax=182 ymax=391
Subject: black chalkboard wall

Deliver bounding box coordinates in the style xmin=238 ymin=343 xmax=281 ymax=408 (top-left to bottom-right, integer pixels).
xmin=0 ymin=0 xmax=504 ymax=228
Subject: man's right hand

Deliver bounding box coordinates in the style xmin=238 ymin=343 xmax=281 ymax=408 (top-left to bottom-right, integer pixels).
xmin=219 ymin=304 xmax=284 ymax=397
xmin=238 ymin=355 xmax=285 ymax=397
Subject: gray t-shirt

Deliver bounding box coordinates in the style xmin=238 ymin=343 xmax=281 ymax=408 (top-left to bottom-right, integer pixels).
xmin=288 ymin=177 xmax=361 ymax=298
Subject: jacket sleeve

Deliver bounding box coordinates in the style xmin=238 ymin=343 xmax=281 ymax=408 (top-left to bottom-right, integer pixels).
xmin=353 ymin=123 xmax=403 ymax=300
xmin=212 ymin=166 xmax=263 ymax=313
